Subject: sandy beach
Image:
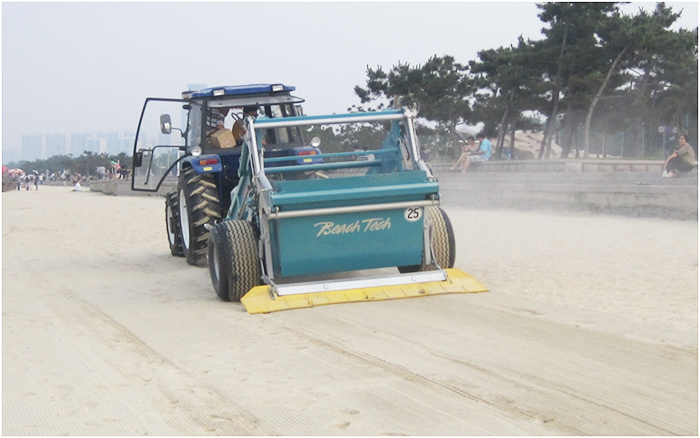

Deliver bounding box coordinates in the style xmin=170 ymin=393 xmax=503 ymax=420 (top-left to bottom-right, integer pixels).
xmin=2 ymin=185 xmax=697 ymax=435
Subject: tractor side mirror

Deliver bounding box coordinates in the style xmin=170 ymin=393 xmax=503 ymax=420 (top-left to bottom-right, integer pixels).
xmin=134 ymin=151 xmax=143 ymax=168
xmin=160 ymin=114 xmax=172 ymax=134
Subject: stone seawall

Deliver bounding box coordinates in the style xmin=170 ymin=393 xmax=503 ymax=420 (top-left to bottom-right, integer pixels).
xmin=437 ymin=172 xmax=697 ymax=220
xmin=90 ymin=160 xmax=698 ymax=219
xmin=90 ymin=179 xmax=175 ymax=197
xmin=431 ymin=158 xmax=666 ymax=174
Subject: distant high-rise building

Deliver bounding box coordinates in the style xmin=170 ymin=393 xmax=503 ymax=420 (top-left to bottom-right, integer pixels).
xmin=87 ymin=136 xmax=105 ymax=154
xmin=46 ymin=133 xmax=68 ymax=157
xmin=69 ymin=133 xmax=90 ymax=157
xmin=21 ymin=135 xmax=43 ymax=161
xmin=14 ymin=130 xmax=136 ymax=162
xmin=104 ymin=131 xmax=135 ymax=155
xmin=18 ymin=131 xmax=137 ymax=161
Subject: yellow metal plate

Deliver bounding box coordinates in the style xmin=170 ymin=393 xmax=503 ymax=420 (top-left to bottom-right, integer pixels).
xmin=241 ymin=268 xmax=488 ymax=314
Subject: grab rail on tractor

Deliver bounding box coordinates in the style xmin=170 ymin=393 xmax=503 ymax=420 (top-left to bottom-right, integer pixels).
xmin=246 ymin=109 xmax=414 ymax=177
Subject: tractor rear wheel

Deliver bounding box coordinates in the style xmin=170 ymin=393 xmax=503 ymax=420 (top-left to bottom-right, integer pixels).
xmin=398 ymin=206 xmax=455 ymax=273
xmin=208 ymin=220 xmax=261 ymax=302
xmin=165 ymin=191 xmax=184 ymax=257
xmin=178 ymin=167 xmax=221 ymax=266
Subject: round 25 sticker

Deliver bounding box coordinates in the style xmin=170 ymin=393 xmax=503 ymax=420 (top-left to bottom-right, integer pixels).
xmin=404 ymin=207 xmax=423 ymax=222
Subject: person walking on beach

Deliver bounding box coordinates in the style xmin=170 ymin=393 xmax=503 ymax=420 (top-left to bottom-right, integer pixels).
xmin=663 ymin=134 xmax=697 ymax=177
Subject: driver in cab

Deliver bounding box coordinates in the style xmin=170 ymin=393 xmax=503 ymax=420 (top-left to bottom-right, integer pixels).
xmin=206 ymin=107 xmax=229 ymax=135
xmin=232 ymin=106 xmax=260 ymax=146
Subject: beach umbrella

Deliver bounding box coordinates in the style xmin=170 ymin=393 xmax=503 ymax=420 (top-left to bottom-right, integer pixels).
xmin=1 ymin=166 xmax=7 ymax=173
xmin=8 ymin=168 xmax=24 ymax=176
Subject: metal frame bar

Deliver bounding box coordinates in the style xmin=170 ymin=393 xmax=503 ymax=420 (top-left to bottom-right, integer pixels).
xmin=265 ymin=160 xmax=381 ymax=174
xmin=252 ymin=110 xmax=405 ymax=130
xmin=273 ymin=269 xmax=448 ymax=296
xmin=268 ymin=200 xmax=439 ymax=220
xmin=404 ymin=114 xmax=422 ymax=165
xmin=254 ymin=174 xmax=276 ymax=281
xmin=263 ymin=148 xmax=396 ymax=163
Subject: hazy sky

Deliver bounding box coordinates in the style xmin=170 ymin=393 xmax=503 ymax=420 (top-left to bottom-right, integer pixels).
xmin=2 ymin=2 xmax=698 ymax=158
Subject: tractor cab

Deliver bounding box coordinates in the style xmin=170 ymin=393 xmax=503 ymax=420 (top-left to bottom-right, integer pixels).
xmin=131 ymin=84 xmax=306 ymax=204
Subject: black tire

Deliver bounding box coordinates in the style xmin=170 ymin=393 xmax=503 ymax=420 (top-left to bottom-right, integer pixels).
xmin=165 ymin=191 xmax=184 ymax=257
xmin=427 ymin=206 xmax=456 ymax=269
xmin=208 ymin=220 xmax=261 ymax=302
xmin=398 ymin=206 xmax=456 ymax=273
xmin=178 ymin=167 xmax=222 ymax=266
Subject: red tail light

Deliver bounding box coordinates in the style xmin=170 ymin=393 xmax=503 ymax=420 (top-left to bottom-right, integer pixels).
xmin=199 ymin=158 xmax=219 ymax=166
xmin=298 ymin=151 xmax=317 ymax=156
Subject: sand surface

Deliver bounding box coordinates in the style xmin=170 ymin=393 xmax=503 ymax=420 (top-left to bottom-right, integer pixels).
xmin=2 ymin=185 xmax=697 ymax=435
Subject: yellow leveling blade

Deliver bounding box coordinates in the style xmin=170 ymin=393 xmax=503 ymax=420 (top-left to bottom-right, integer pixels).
xmin=241 ymin=268 xmax=488 ymax=314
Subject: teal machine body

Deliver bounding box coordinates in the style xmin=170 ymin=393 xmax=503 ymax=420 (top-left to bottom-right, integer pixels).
xmin=229 ymin=109 xmax=441 ymax=282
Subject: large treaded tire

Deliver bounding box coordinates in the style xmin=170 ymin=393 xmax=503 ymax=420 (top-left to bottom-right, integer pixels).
xmin=165 ymin=191 xmax=184 ymax=257
xmin=427 ymin=206 xmax=456 ymax=269
xmin=399 ymin=206 xmax=456 ymax=273
xmin=178 ymin=168 xmax=221 ymax=266
xmin=208 ymin=220 xmax=261 ymax=302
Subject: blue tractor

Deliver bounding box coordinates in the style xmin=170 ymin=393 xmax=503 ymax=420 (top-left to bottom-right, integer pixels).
xmin=131 ymin=84 xmax=319 ymax=265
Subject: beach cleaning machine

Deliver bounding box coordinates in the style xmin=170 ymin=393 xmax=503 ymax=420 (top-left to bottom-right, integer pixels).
xmin=208 ymin=108 xmax=487 ymax=313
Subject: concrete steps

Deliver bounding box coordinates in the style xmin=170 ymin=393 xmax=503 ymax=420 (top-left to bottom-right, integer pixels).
xmin=438 ymin=171 xmax=696 ymax=185
xmin=89 ymin=162 xmax=698 ymax=220
xmin=431 ymin=158 xmax=668 ymax=174
xmin=435 ymin=169 xmax=697 ymax=220
xmin=89 ymin=179 xmax=175 ymax=196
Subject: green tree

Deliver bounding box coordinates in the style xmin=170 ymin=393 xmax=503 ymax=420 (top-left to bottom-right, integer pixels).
xmin=535 ymin=2 xmax=618 ymax=158
xmin=8 ymin=150 xmax=127 ymax=180
xmin=640 ymin=25 xmax=698 ymax=152
xmin=355 ymin=55 xmax=474 ymax=157
xmin=582 ymin=3 xmax=686 ymax=157
xmin=470 ymin=37 xmax=548 ymax=158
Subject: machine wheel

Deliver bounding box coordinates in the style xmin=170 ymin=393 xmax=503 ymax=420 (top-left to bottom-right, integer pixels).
xmin=165 ymin=191 xmax=184 ymax=257
xmin=208 ymin=220 xmax=261 ymax=302
xmin=178 ymin=167 xmax=221 ymax=266
xmin=399 ymin=206 xmax=456 ymax=273
xmin=427 ymin=206 xmax=456 ymax=269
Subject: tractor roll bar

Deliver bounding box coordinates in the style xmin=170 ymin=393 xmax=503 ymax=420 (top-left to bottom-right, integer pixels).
xmin=245 ymin=109 xmax=417 ymax=176
xmin=251 ymin=109 xmax=406 ymax=129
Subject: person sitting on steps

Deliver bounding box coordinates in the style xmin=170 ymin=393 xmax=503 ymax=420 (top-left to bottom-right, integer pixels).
xmin=663 ymin=134 xmax=697 ymax=178
xmin=460 ymin=133 xmax=492 ymax=173
xmin=450 ymin=136 xmax=477 ymax=172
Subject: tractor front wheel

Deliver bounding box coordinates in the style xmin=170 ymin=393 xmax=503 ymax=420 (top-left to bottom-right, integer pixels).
xmin=208 ymin=220 xmax=261 ymax=302
xmin=165 ymin=191 xmax=184 ymax=257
